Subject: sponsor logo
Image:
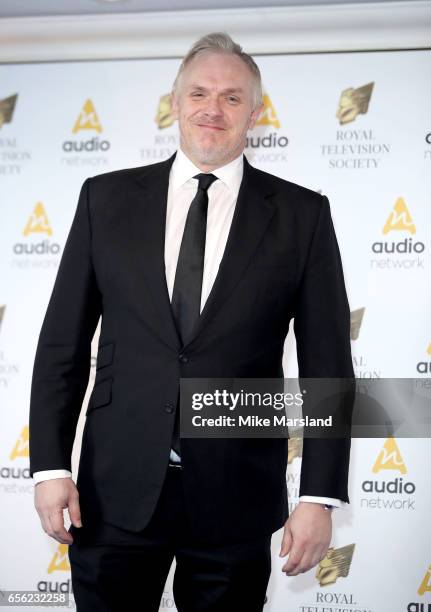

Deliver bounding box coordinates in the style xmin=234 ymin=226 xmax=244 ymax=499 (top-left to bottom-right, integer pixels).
xmin=9 ymin=425 xmax=29 ymax=460
xmin=316 ymin=543 xmax=355 ymax=586
xmin=12 ymin=204 xmax=61 ymax=267
xmin=361 ymin=438 xmax=416 ymax=510
xmin=302 ymin=546 xmax=370 ymax=612
xmin=0 ymin=94 xmax=18 ymax=129
xmin=417 ymin=343 xmax=431 ymax=375
xmin=321 ymin=82 xmax=390 ymax=170
xmin=407 ymin=564 xmax=431 ymax=611
xmin=155 ymin=93 xmax=175 ymax=130
xmin=287 ymin=436 xmax=302 ymax=464
xmin=371 ymin=199 xmax=425 ymax=270
xmin=0 ymin=306 xmax=19 ymax=388
xmin=47 ymin=544 xmax=71 ymax=574
xmin=62 ymin=99 xmax=110 ymax=167
xmin=141 ymin=91 xmax=179 ymax=162
xmin=351 ymin=308 xmax=382 ymax=377
xmin=246 ymin=92 xmax=289 ymax=164
xmin=72 ymin=99 xmax=102 ymax=134
xmin=0 ymin=426 xmax=31 ymax=486
xmin=350 ymin=307 xmax=365 ymax=341
xmin=336 ymin=82 xmax=374 ymax=125
xmin=36 ymin=545 xmax=72 ymax=598
xmin=255 ymin=93 xmax=281 ymax=129
xmin=382 ymin=197 xmax=416 ymax=235
xmin=23 ymin=202 xmax=53 ymax=237
xmin=0 ymin=93 xmax=31 ymax=174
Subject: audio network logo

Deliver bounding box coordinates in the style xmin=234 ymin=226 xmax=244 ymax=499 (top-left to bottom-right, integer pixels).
xmin=255 ymin=93 xmax=280 ymax=129
xmin=361 ymin=438 xmax=416 ymax=510
xmin=23 ymin=202 xmax=53 ymax=237
xmin=382 ymin=197 xmax=416 ymax=235
xmin=407 ymin=564 xmax=431 ymax=611
xmin=370 ymin=198 xmax=425 ymax=270
xmin=36 ymin=544 xmax=73 ymax=597
xmin=418 ymin=565 xmax=431 ymax=596
xmin=350 ymin=307 xmax=381 ymax=378
xmin=12 ymin=203 xmax=61 ymax=265
xmin=245 ymin=92 xmax=289 ymax=163
xmin=417 ymin=343 xmax=431 ymax=375
xmin=72 ymin=99 xmax=102 ymax=134
xmin=48 ymin=544 xmax=71 ymax=574
xmin=0 ymin=94 xmax=18 ymax=129
xmin=62 ymin=99 xmax=110 ymax=167
xmin=9 ymin=425 xmax=29 ymax=460
xmin=425 ymin=132 xmax=431 ymax=161
xmin=321 ymin=81 xmax=390 ymax=170
xmin=0 ymin=426 xmax=31 ymax=482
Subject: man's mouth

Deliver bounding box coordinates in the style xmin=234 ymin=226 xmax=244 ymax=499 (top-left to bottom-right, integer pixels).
xmin=196 ymin=124 xmax=225 ymax=131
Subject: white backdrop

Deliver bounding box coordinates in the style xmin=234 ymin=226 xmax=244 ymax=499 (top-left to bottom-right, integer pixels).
xmin=0 ymin=48 xmax=430 ymax=611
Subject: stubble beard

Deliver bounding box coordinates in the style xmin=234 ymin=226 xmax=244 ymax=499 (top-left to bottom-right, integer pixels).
xmin=181 ymin=128 xmax=245 ymax=169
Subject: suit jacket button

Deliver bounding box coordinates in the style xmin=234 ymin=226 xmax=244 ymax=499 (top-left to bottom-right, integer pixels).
xmin=178 ymin=352 xmax=189 ymax=363
xmin=164 ymin=402 xmax=174 ymax=413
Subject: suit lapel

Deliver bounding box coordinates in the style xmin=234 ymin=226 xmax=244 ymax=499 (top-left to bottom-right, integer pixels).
xmin=129 ymin=152 xmax=182 ymax=351
xmin=128 ymin=153 xmax=277 ymax=351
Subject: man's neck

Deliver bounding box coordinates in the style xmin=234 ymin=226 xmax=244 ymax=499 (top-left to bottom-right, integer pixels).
xmin=179 ymin=147 xmax=244 ymax=173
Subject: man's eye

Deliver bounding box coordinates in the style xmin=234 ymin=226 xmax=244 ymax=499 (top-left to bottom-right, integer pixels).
xmin=191 ymin=92 xmax=203 ymax=98
xmin=227 ymin=97 xmax=239 ymax=103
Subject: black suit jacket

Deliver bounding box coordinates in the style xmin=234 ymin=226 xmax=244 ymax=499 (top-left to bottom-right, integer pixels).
xmin=29 ymin=152 xmax=354 ymax=545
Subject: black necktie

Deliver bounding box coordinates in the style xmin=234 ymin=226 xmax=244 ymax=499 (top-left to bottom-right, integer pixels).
xmin=170 ymin=172 xmax=218 ymax=456
xmin=171 ymin=172 xmax=218 ymax=345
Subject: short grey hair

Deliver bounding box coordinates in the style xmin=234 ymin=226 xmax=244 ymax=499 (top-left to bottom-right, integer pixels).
xmin=172 ymin=32 xmax=263 ymax=110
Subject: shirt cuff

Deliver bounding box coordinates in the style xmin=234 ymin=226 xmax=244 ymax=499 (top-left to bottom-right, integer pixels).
xmin=33 ymin=470 xmax=72 ymax=484
xmin=169 ymin=449 xmax=181 ymax=463
xmin=298 ymin=495 xmax=347 ymax=509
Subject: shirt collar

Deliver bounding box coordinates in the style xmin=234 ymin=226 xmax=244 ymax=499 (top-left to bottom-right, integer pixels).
xmin=170 ymin=147 xmax=244 ymax=193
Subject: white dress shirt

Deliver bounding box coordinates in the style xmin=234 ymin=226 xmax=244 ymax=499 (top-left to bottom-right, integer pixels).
xmin=33 ymin=149 xmax=345 ymax=510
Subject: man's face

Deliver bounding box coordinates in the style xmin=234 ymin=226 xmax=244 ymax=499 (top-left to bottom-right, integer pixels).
xmin=171 ymin=51 xmax=263 ymax=171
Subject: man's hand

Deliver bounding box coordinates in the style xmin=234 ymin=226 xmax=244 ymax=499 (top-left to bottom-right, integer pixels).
xmin=34 ymin=478 xmax=82 ymax=544
xmin=279 ymin=501 xmax=332 ymax=576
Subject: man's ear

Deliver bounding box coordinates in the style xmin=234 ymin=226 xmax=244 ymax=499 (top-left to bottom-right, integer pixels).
xmin=171 ymin=91 xmax=179 ymax=120
xmin=248 ymin=102 xmax=264 ymax=130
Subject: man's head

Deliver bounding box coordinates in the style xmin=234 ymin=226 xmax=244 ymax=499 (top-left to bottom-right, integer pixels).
xmin=171 ymin=32 xmax=264 ymax=171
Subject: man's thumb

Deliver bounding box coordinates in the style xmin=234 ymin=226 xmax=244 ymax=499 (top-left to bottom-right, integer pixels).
xmin=279 ymin=527 xmax=292 ymax=557
xmin=68 ymin=495 xmax=82 ymax=528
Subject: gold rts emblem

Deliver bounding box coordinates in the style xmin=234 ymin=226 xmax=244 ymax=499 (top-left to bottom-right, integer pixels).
xmin=0 ymin=94 xmax=18 ymax=129
xmin=336 ymin=82 xmax=374 ymax=125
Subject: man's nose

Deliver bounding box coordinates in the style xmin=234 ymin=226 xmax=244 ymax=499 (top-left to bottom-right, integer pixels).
xmin=203 ymin=98 xmax=223 ymax=118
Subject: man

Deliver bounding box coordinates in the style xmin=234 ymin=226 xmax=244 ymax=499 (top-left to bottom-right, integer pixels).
xmin=29 ymin=33 xmax=354 ymax=611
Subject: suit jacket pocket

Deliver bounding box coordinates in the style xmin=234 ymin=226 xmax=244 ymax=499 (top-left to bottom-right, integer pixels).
xmin=86 ymin=377 xmax=113 ymax=415
xmin=96 ymin=342 xmax=115 ymax=369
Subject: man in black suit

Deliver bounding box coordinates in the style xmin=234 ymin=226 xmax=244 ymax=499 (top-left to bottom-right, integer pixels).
xmin=30 ymin=32 xmax=354 ymax=611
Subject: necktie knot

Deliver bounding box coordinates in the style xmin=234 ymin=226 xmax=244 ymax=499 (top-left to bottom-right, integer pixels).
xmin=194 ymin=173 xmax=218 ymax=192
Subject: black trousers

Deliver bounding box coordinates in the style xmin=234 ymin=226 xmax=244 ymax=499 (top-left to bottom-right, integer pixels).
xmin=68 ymin=466 xmax=272 ymax=611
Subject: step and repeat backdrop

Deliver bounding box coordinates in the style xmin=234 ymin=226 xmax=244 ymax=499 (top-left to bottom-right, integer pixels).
xmin=0 ymin=48 xmax=430 ymax=611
